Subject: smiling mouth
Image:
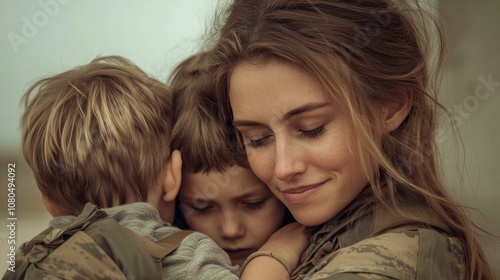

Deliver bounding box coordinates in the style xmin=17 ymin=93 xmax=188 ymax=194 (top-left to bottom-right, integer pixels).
xmin=283 ymin=179 xmax=328 ymax=193
xmin=281 ymin=180 xmax=328 ymax=203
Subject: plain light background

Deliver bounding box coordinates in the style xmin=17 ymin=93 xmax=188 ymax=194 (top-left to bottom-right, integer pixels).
xmin=0 ymin=0 xmax=498 ymax=275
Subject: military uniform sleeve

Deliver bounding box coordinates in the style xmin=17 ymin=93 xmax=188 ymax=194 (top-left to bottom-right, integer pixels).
xmin=305 ymin=229 xmax=464 ymax=280
xmin=307 ymin=273 xmax=394 ymax=280
xmin=161 ymin=231 xmax=240 ymax=280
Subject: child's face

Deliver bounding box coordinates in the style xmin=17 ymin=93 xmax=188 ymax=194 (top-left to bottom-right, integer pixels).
xmin=179 ymin=166 xmax=286 ymax=266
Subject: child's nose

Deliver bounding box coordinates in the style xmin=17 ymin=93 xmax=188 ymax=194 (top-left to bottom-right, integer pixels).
xmin=220 ymin=212 xmax=245 ymax=239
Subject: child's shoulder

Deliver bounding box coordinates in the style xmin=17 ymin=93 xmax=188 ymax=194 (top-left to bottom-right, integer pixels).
xmin=7 ymin=204 xmax=164 ymax=279
xmin=161 ymin=230 xmax=240 ymax=279
xmin=173 ymin=229 xmax=230 ymax=257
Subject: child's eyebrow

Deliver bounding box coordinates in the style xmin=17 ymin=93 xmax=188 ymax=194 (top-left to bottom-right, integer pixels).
xmin=231 ymin=191 xmax=269 ymax=202
xmin=179 ymin=196 xmax=210 ymax=205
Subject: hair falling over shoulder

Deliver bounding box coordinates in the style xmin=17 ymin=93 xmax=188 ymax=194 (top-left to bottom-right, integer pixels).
xmin=207 ymin=0 xmax=495 ymax=278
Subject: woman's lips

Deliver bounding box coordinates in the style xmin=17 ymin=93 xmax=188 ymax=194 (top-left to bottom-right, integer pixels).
xmin=281 ymin=180 xmax=327 ymax=204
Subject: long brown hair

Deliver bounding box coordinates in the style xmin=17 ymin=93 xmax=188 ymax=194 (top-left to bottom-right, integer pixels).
xmin=208 ymin=0 xmax=494 ymax=278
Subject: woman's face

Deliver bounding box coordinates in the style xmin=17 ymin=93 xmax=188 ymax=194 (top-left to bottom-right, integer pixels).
xmin=229 ymin=59 xmax=369 ymax=226
xmin=179 ymin=166 xmax=286 ymax=266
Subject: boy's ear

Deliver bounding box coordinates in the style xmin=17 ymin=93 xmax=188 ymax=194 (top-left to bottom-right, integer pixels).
xmin=383 ymin=88 xmax=413 ymax=132
xmin=161 ymin=149 xmax=182 ymax=202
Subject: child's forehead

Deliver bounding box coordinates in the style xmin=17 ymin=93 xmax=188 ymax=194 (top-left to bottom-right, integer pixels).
xmin=181 ymin=166 xmax=271 ymax=200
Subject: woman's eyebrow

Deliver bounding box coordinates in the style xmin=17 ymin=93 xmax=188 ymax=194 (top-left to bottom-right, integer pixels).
xmin=233 ymin=102 xmax=330 ymax=127
xmin=282 ymin=102 xmax=330 ymax=121
xmin=232 ymin=120 xmax=261 ymax=127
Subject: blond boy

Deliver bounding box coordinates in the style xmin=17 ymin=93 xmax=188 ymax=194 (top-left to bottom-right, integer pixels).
xmin=15 ymin=56 xmax=239 ymax=279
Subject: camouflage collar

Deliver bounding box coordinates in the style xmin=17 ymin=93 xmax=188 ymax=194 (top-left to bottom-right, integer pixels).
xmin=313 ymin=207 xmax=373 ymax=248
xmin=292 ymin=207 xmax=374 ymax=279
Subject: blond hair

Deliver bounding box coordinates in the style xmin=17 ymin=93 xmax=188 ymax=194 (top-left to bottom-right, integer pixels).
xmin=208 ymin=0 xmax=494 ymax=278
xmin=169 ymin=52 xmax=246 ymax=173
xmin=21 ymin=56 xmax=174 ymax=214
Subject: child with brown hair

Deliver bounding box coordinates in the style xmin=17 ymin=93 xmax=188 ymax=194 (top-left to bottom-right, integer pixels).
xmin=169 ymin=52 xmax=299 ymax=268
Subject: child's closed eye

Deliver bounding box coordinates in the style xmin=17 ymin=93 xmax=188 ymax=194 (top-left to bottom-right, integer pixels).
xmin=183 ymin=204 xmax=214 ymax=216
xmin=242 ymin=198 xmax=267 ymax=211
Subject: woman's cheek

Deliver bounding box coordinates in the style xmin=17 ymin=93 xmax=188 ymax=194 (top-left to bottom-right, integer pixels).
xmin=247 ymin=150 xmax=274 ymax=185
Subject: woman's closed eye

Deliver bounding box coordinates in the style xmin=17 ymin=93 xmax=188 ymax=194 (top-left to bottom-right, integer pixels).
xmin=246 ymin=125 xmax=326 ymax=148
xmin=301 ymin=125 xmax=326 ymax=139
xmin=248 ymin=135 xmax=273 ymax=148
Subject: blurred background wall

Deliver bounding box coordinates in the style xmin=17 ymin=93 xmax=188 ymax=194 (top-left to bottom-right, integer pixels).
xmin=0 ymin=0 xmax=498 ymax=275
xmin=438 ymin=0 xmax=500 ymax=274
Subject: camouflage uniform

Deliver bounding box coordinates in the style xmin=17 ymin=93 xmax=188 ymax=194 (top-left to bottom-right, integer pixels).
xmin=291 ymin=203 xmax=465 ymax=280
xmin=3 ymin=202 xmax=239 ymax=280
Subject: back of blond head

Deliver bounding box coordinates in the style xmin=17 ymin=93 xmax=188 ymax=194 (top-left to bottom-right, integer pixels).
xmin=21 ymin=56 xmax=173 ymax=214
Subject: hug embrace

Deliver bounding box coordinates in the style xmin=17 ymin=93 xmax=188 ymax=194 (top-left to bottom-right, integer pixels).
xmin=4 ymin=0 xmax=495 ymax=279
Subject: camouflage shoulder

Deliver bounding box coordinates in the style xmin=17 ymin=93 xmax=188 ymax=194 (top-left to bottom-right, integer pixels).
xmin=305 ymin=272 xmax=395 ymax=280
xmin=415 ymin=229 xmax=465 ymax=279
xmin=37 ymin=231 xmax=127 ymax=280
xmin=306 ymin=230 xmax=420 ymax=280
xmin=305 ymin=229 xmax=465 ymax=280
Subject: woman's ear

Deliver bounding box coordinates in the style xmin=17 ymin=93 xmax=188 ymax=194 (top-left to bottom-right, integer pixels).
xmin=161 ymin=149 xmax=183 ymax=202
xmin=384 ymin=88 xmax=413 ymax=132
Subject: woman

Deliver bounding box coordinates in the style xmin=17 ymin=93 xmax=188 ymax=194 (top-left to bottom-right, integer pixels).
xmin=207 ymin=0 xmax=495 ymax=279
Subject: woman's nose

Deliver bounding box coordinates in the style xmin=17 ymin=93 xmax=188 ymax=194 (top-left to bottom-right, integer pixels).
xmin=273 ymin=137 xmax=306 ymax=181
